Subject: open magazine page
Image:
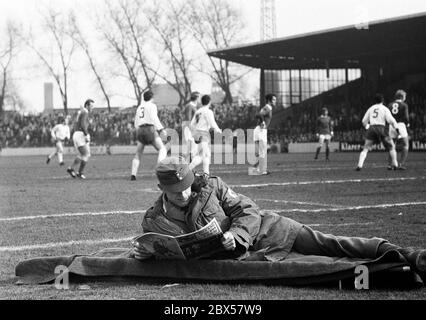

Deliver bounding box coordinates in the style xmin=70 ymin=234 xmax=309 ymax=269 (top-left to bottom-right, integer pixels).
xmin=133 ymin=233 xmax=186 ymax=260
xmin=175 ymin=219 xmax=224 ymax=259
xmin=132 ymin=219 xmax=224 ymax=260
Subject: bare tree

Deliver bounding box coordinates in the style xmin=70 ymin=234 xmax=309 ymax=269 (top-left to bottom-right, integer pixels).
xmin=21 ymin=8 xmax=77 ymax=114
xmin=69 ymin=12 xmax=112 ymax=112
xmin=146 ymin=0 xmax=195 ymax=109
xmin=0 ymin=22 xmax=20 ymax=116
xmin=187 ymin=0 xmax=250 ymax=105
xmin=99 ymin=0 xmax=156 ymax=107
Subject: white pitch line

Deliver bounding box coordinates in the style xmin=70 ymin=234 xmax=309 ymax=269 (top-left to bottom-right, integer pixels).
xmin=1 ymin=201 xmax=425 ymax=224
xmin=0 ymin=210 xmax=145 ymax=222
xmin=262 ymin=202 xmax=426 ymax=213
xmin=0 ymin=222 xmax=375 ymax=252
xmin=43 ymin=164 xmax=400 ymax=180
xmin=127 ymin=176 xmax=426 ymax=194
xmin=0 ymin=237 xmax=134 ymax=252
xmin=256 ymin=199 xmax=343 ymax=208
xmin=2 ymin=200 xmax=426 ymax=223
xmin=231 ymin=177 xmax=425 ymax=188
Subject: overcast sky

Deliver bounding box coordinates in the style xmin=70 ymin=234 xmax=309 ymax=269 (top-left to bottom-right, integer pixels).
xmin=1 ymin=0 xmax=426 ymax=112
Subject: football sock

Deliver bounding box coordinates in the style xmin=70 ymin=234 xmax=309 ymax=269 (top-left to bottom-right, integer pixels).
xmin=189 ymin=155 xmax=202 ymax=171
xmin=202 ymin=157 xmax=210 ymax=175
xmin=72 ymin=157 xmax=81 ymax=170
xmin=400 ymin=148 xmax=408 ymax=166
xmin=58 ymin=153 xmax=63 ymax=163
xmin=131 ymin=158 xmax=140 ymax=177
xmin=78 ymin=160 xmax=86 ymax=174
xmin=158 ymin=147 xmax=167 ymax=163
xmin=357 ymin=149 xmax=368 ymax=168
xmin=48 ymin=151 xmax=56 ymax=160
xmin=259 ymin=157 xmax=267 ymax=173
xmin=315 ymin=147 xmax=321 ymax=159
xmin=325 ymin=147 xmax=330 ymax=159
xmin=389 ymin=149 xmax=398 ymax=167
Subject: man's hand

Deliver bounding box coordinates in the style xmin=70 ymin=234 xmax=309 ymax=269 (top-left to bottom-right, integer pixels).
xmin=85 ymin=134 xmax=91 ymax=143
xmin=221 ymin=231 xmax=236 ymax=251
xmin=132 ymin=241 xmax=152 ymax=260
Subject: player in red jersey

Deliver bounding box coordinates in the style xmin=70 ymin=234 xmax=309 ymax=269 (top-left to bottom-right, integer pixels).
xmin=314 ymin=107 xmax=334 ymax=161
xmin=67 ymin=99 xmax=94 ymax=179
xmin=388 ymin=90 xmax=410 ymax=170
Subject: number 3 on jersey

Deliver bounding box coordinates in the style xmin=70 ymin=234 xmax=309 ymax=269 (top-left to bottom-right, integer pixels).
xmin=391 ymin=103 xmax=399 ymax=115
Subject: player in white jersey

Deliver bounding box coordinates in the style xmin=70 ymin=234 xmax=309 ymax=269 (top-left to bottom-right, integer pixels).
xmin=46 ymin=115 xmax=70 ymax=166
xmin=189 ymin=95 xmax=222 ymax=174
xmin=131 ymin=90 xmax=167 ymax=181
xmin=356 ymin=94 xmax=399 ymax=171
xmin=250 ymin=93 xmax=276 ymax=175
xmin=182 ymin=92 xmax=200 ymax=163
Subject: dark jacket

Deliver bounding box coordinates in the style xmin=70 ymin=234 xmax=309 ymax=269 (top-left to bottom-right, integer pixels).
xmin=142 ymin=174 xmax=303 ymax=261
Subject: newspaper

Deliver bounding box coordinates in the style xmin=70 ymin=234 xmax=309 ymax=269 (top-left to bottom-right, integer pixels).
xmin=131 ymin=218 xmax=224 ymax=260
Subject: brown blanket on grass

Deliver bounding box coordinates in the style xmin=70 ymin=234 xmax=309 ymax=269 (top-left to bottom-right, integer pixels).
xmin=15 ymin=248 xmax=424 ymax=288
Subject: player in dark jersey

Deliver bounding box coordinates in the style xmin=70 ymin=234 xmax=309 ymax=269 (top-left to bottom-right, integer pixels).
xmin=314 ymin=107 xmax=333 ymax=161
xmin=67 ymin=99 xmax=94 ymax=179
xmin=388 ymin=90 xmax=410 ymax=170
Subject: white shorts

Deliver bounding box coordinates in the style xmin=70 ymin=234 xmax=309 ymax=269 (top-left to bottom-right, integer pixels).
xmin=55 ymin=140 xmax=64 ymax=153
xmin=183 ymin=126 xmax=194 ymax=143
xmin=73 ymin=131 xmax=88 ymax=148
xmin=389 ymin=123 xmax=408 ymax=139
xmin=253 ymin=126 xmax=267 ymax=143
xmin=319 ymin=134 xmax=332 ymax=144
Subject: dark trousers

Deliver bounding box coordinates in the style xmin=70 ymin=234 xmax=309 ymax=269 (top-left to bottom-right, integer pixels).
xmin=292 ymin=226 xmax=397 ymax=259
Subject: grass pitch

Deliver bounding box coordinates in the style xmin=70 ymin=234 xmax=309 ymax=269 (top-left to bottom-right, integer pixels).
xmin=0 ymin=151 xmax=425 ymax=300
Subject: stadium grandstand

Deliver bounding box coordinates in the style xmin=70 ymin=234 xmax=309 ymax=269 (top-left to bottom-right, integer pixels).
xmin=208 ymin=12 xmax=426 ymax=151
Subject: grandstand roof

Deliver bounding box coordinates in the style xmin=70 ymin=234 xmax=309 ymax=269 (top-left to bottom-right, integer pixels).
xmin=208 ymin=12 xmax=426 ymax=70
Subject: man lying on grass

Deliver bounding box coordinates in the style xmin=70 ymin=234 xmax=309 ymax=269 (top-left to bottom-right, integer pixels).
xmin=132 ymin=157 xmax=425 ymax=280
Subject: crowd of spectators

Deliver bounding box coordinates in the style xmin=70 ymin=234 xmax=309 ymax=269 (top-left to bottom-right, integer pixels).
xmin=1 ymin=79 xmax=425 ymax=149
xmin=272 ymin=78 xmax=426 ymax=144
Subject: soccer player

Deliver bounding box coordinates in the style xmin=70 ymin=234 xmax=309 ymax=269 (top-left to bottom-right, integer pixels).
xmin=189 ymin=95 xmax=222 ymax=175
xmin=388 ymin=90 xmax=410 ymax=170
xmin=131 ymin=90 xmax=167 ymax=181
xmin=314 ymin=107 xmax=334 ymax=161
xmin=183 ymin=92 xmax=200 ymax=163
xmin=251 ymin=93 xmax=276 ymax=175
xmin=46 ymin=115 xmax=70 ymax=166
xmin=356 ymin=94 xmax=399 ymax=171
xmin=67 ymin=99 xmax=94 ymax=179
